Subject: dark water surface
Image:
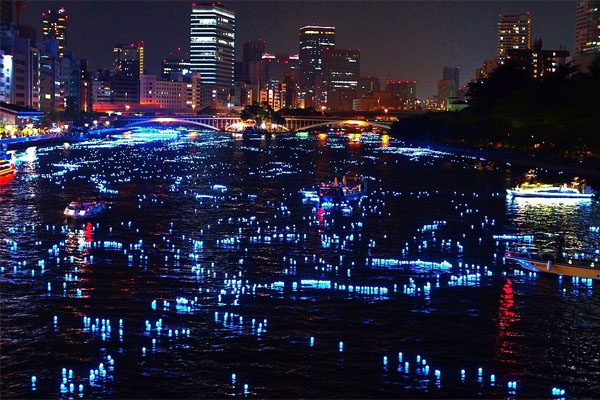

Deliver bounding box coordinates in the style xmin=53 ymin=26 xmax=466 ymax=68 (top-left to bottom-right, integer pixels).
xmin=1 ymin=131 xmax=599 ymax=399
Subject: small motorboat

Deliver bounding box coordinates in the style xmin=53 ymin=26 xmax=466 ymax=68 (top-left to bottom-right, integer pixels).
xmin=0 ymin=159 xmax=15 ymax=177
xmin=0 ymin=150 xmax=16 ymax=177
xmin=64 ymin=201 xmax=107 ymax=219
xmin=318 ymin=176 xmax=367 ymax=203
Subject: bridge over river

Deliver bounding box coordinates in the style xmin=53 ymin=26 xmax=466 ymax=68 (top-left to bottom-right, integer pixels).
xmin=113 ymin=115 xmax=403 ymax=132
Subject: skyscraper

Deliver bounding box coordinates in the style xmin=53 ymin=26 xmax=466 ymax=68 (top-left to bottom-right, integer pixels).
xmin=162 ymin=58 xmax=192 ymax=80
xmin=241 ymin=39 xmax=265 ymax=90
xmin=358 ymin=76 xmax=381 ymax=98
xmin=41 ymin=7 xmax=67 ymax=58
xmin=321 ymin=48 xmax=360 ymax=109
xmin=385 ymin=80 xmax=417 ymax=109
xmin=497 ymin=13 xmax=532 ymax=59
xmin=575 ymin=0 xmax=600 ymax=56
xmin=298 ymin=25 xmax=335 ymax=92
xmin=442 ymin=67 xmax=459 ymax=91
xmin=113 ymin=42 xmax=144 ymax=78
xmin=242 ymin=39 xmax=265 ymax=63
xmin=190 ymin=2 xmax=235 ymax=102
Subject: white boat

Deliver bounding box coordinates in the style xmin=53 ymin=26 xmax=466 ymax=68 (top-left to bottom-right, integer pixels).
xmin=506 ymin=185 xmax=594 ymax=199
xmin=507 ymin=174 xmax=594 ymax=199
xmin=64 ymin=201 xmax=107 ymax=219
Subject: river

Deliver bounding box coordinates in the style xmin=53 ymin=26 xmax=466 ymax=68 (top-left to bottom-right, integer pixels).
xmin=1 ymin=129 xmax=598 ymax=398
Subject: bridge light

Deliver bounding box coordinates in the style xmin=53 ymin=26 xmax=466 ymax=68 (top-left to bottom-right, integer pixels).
xmin=153 ymin=117 xmax=176 ymax=123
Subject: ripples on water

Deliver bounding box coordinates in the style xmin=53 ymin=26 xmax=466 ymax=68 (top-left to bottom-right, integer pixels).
xmin=1 ymin=130 xmax=599 ymax=398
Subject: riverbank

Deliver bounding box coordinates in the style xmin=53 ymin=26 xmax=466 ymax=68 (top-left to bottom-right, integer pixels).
xmin=403 ymin=139 xmax=600 ymax=178
xmin=0 ymin=128 xmax=124 ymax=150
xmin=0 ymin=132 xmax=85 ymax=150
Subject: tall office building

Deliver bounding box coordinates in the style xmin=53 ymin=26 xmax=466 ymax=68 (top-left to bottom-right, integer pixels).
xmin=241 ymin=39 xmax=265 ymax=90
xmin=298 ymin=25 xmax=335 ymax=91
xmin=437 ymin=79 xmax=456 ymax=108
xmin=358 ymin=76 xmax=381 ymax=97
xmin=575 ymin=0 xmax=600 ymax=56
xmin=321 ymin=48 xmax=359 ymax=109
xmin=41 ymin=7 xmax=67 ymax=58
xmin=1 ymin=0 xmax=13 ymax=25
xmin=242 ymin=39 xmax=265 ymax=63
xmin=113 ymin=42 xmax=144 ymax=78
xmin=442 ymin=67 xmax=459 ymax=91
xmin=497 ymin=13 xmax=532 ymax=59
xmin=162 ymin=58 xmax=191 ymax=80
xmin=385 ymin=80 xmax=417 ymax=108
xmin=189 ymin=2 xmax=235 ymax=103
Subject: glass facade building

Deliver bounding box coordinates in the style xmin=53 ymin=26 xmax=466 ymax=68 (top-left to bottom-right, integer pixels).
xmin=190 ymin=2 xmax=235 ymax=98
xmin=298 ymin=25 xmax=335 ymax=90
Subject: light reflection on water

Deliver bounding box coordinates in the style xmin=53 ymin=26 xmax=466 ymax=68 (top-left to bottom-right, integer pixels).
xmin=1 ymin=129 xmax=599 ymax=398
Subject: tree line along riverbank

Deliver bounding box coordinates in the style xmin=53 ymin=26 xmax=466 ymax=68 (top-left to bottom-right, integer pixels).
xmin=389 ymin=56 xmax=600 ymax=173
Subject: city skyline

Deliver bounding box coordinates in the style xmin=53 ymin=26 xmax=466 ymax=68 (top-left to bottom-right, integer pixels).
xmin=18 ymin=1 xmax=576 ymax=97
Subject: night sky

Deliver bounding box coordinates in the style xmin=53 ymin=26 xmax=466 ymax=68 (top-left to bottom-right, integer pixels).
xmin=20 ymin=0 xmax=575 ymax=97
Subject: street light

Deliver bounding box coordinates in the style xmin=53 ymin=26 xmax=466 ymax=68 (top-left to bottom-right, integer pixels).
xmin=125 ymin=104 xmax=131 ymax=113
xmin=192 ymin=104 xmax=196 ymax=113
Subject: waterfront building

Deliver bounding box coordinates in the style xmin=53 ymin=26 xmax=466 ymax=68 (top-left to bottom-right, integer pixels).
xmin=41 ymin=7 xmax=67 ymax=58
xmin=60 ymin=54 xmax=90 ymax=111
xmin=358 ymin=76 xmax=381 ymax=98
xmin=243 ymin=39 xmax=265 ymax=64
xmin=506 ymin=47 xmax=570 ymax=78
xmin=231 ymin=81 xmax=253 ymax=107
xmin=442 ymin=67 xmax=459 ymax=91
xmin=385 ymin=80 xmax=417 ymax=109
xmin=239 ymin=40 xmax=265 ymax=91
xmin=10 ymin=37 xmax=41 ymax=110
xmin=0 ymin=101 xmax=44 ymax=128
xmin=575 ymin=0 xmax=600 ymax=56
xmin=1 ymin=0 xmax=13 ymax=26
xmin=282 ymin=72 xmax=298 ymax=108
xmin=259 ymin=80 xmax=286 ymax=110
xmin=189 ymin=2 xmax=235 ymax=103
xmin=263 ymin=53 xmax=299 ymax=86
xmin=497 ymin=13 xmax=532 ymax=59
xmin=39 ymin=39 xmax=63 ymax=112
xmin=110 ymin=74 xmax=139 ymax=104
xmin=352 ymin=91 xmax=401 ymax=111
xmin=91 ymin=79 xmax=111 ymax=107
xmin=298 ymin=25 xmax=335 ymax=107
xmin=0 ymin=51 xmax=12 ymax=103
xmin=140 ymin=74 xmax=187 ymax=110
xmin=139 ymin=73 xmax=202 ymax=111
xmin=113 ymin=42 xmax=144 ymax=78
xmin=437 ymin=79 xmax=456 ymax=108
xmin=321 ymin=48 xmax=360 ymax=110
xmin=161 ymin=55 xmax=191 ymax=80
xmin=475 ymin=58 xmax=499 ymax=80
